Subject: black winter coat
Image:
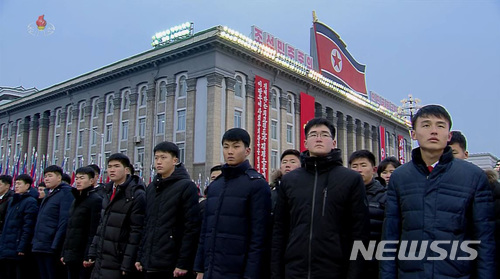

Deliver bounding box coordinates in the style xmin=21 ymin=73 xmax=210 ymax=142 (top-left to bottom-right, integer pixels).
xmin=271 ymin=149 xmax=370 ymax=279
xmin=366 ymin=179 xmax=386 ymax=241
xmin=61 ymin=187 xmax=103 ymax=263
xmin=32 ymin=183 xmax=74 ymax=253
xmin=138 ymin=163 xmax=200 ymax=272
xmin=489 ymin=180 xmax=500 ymax=278
xmin=0 ymin=190 xmax=14 ymax=235
xmin=194 ymin=160 xmax=271 ymax=279
xmin=89 ymin=175 xmax=146 ymax=279
xmin=381 ymin=147 xmax=495 ymax=279
xmin=0 ymin=191 xmax=38 ymax=259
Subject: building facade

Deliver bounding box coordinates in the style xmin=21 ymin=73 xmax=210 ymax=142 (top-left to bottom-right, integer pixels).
xmin=0 ymin=26 xmax=411 ymax=182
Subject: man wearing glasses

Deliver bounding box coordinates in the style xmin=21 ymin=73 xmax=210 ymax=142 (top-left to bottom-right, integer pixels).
xmin=271 ymin=117 xmax=369 ymax=279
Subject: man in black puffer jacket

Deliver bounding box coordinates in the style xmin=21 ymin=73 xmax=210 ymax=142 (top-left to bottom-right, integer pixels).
xmin=194 ymin=128 xmax=271 ymax=279
xmin=61 ymin=166 xmax=103 ymax=279
xmin=88 ymin=153 xmax=146 ymax=279
xmin=271 ymin=117 xmax=370 ymax=279
xmin=135 ymin=142 xmax=200 ymax=279
xmin=349 ymin=150 xmax=386 ymax=279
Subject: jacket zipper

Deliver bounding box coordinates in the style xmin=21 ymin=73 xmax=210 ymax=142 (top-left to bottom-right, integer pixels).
xmin=308 ymin=161 xmax=318 ymax=279
xmin=322 ymin=187 xmax=328 ymax=217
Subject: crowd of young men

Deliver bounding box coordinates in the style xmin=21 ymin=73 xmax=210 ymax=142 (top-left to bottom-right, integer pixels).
xmin=0 ymin=104 xmax=497 ymax=279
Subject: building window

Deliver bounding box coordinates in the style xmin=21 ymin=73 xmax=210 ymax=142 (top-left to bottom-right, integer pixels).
xmin=271 ymin=120 xmax=278 ymax=140
xmin=107 ymin=97 xmax=113 ymax=115
xmin=121 ymin=121 xmax=128 ymax=140
xmin=78 ymin=130 xmax=84 ymax=147
xmin=136 ymin=147 xmax=145 ymax=167
xmin=122 ymin=91 xmax=130 ymax=110
xmin=92 ymin=102 xmax=98 ymax=118
xmin=90 ymin=154 xmax=96 ymax=164
xmin=106 ymin=124 xmax=113 ymax=143
xmin=178 ymin=76 xmax=187 ymax=98
xmin=157 ymin=114 xmax=165 ymax=134
xmin=235 ymin=76 xmax=243 ymax=98
xmin=177 ymin=143 xmax=185 ymax=163
xmin=271 ymin=89 xmax=277 ymax=109
xmin=287 ymin=124 xmax=293 ymax=144
xmin=139 ymin=86 xmax=147 ymax=107
xmin=121 ymin=149 xmax=127 ymax=156
xmin=271 ymin=150 xmax=278 ymax=171
xmin=138 ymin=118 xmax=146 ymax=138
xmin=77 ymin=156 xmax=84 ymax=168
xmin=234 ymin=110 xmax=242 ymax=128
xmin=91 ymin=127 xmax=97 ymax=145
xmin=158 ymin=81 xmax=167 ymax=102
xmin=65 ymin=132 xmax=71 ymax=150
xmin=54 ymin=135 xmax=60 ymax=151
xmin=67 ymin=108 xmax=73 ymax=124
xmin=78 ymin=105 xmax=85 ymax=122
xmin=177 ymin=109 xmax=186 ymax=131
xmin=287 ymin=95 xmax=293 ymax=114
xmin=56 ymin=109 xmax=62 ymax=126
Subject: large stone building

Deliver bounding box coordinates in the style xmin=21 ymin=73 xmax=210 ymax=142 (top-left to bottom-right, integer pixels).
xmin=0 ymin=25 xmax=411 ymax=182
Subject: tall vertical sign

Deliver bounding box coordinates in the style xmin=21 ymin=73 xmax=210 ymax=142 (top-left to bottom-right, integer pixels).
xmin=300 ymin=92 xmax=315 ymax=152
xmin=398 ymin=135 xmax=405 ymax=164
xmin=254 ymin=75 xmax=270 ymax=180
xmin=379 ymin=126 xmax=386 ymax=161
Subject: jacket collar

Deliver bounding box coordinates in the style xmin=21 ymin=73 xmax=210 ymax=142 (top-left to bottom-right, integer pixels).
xmin=154 ymin=163 xmax=191 ymax=187
xmin=412 ymin=145 xmax=454 ymax=175
xmin=221 ymin=160 xmax=252 ymax=179
xmin=301 ymin=149 xmax=344 ymax=174
xmin=72 ymin=186 xmax=95 ymax=199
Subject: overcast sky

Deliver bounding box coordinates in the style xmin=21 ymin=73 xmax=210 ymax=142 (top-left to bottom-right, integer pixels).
xmin=1 ymin=0 xmax=499 ymax=158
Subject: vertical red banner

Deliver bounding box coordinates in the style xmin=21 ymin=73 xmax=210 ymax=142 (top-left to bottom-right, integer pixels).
xmin=379 ymin=126 xmax=386 ymax=161
xmin=254 ymin=75 xmax=270 ymax=180
xmin=397 ymin=135 xmax=405 ymax=164
xmin=300 ymin=92 xmax=315 ymax=152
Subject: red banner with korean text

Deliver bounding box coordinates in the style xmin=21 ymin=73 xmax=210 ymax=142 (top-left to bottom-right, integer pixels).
xmin=300 ymin=92 xmax=315 ymax=152
xmin=398 ymin=135 xmax=405 ymax=164
xmin=379 ymin=126 xmax=386 ymax=161
xmin=254 ymin=75 xmax=270 ymax=180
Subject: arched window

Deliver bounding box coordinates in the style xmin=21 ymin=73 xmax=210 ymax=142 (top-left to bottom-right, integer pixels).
xmin=287 ymin=95 xmax=293 ymax=114
xmin=270 ymin=89 xmax=278 ymax=109
xmin=178 ymin=76 xmax=187 ymax=98
xmin=158 ymin=81 xmax=167 ymax=102
xmin=139 ymin=86 xmax=147 ymax=107
xmin=235 ymin=76 xmax=243 ymax=97
xmin=122 ymin=90 xmax=130 ymax=110
xmin=106 ymin=95 xmax=114 ymax=115
xmin=67 ymin=106 xmax=73 ymax=123
xmin=78 ymin=102 xmax=86 ymax=122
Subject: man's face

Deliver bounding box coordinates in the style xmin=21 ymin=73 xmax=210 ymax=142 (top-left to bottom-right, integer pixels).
xmin=44 ymin=172 xmax=62 ymax=189
xmin=304 ymin=124 xmax=336 ymax=157
xmin=210 ymin=170 xmax=222 ymax=182
xmin=411 ymin=115 xmax=451 ymax=153
xmin=350 ymin=158 xmax=376 ymax=185
xmin=380 ymin=164 xmax=396 ymax=185
xmin=223 ymin=140 xmax=250 ymax=166
xmin=38 ymin=186 xmax=46 ymax=198
xmin=0 ymin=180 xmax=11 ymax=195
xmin=280 ymin=154 xmax=301 ymax=174
xmin=154 ymin=151 xmax=178 ymax=179
xmin=75 ymin=173 xmax=93 ymax=191
xmin=14 ymin=180 xmax=31 ymax=194
xmin=107 ymin=160 xmax=129 ymax=184
xmin=449 ymin=143 xmax=469 ymax=159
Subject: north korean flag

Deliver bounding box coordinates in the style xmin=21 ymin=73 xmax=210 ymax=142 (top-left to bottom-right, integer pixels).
xmin=313 ymin=22 xmax=367 ymax=94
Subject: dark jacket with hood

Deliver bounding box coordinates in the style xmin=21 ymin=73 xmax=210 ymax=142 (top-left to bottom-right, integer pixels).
xmin=61 ymin=186 xmax=103 ymax=263
xmin=271 ymin=149 xmax=370 ymax=279
xmin=0 ymin=190 xmax=14 ymax=235
xmin=381 ymin=146 xmax=495 ymax=279
xmin=0 ymin=189 xmax=38 ymax=259
xmin=366 ymin=178 xmax=386 ymax=241
xmin=137 ymin=163 xmax=200 ymax=272
xmin=32 ymin=182 xmax=74 ymax=254
xmin=89 ymin=174 xmax=146 ymax=279
xmin=194 ymin=160 xmax=271 ymax=279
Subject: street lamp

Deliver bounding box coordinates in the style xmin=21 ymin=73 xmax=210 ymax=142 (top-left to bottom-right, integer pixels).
xmin=398 ymin=94 xmax=421 ymax=121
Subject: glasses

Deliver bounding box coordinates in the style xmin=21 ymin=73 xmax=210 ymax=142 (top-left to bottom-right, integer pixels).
xmin=307 ymin=132 xmax=332 ymax=139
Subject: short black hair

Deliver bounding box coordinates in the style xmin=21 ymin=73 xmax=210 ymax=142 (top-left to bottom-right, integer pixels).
xmin=154 ymin=141 xmax=179 ymax=158
xmin=76 ymin=167 xmax=96 ymax=179
xmin=304 ymin=117 xmax=336 ymax=139
xmin=348 ymin=150 xmax=376 ymax=167
xmin=280 ymin=149 xmax=300 ymax=161
xmin=377 ymin=157 xmax=402 ymax=177
xmin=411 ymin=104 xmax=452 ymax=130
xmin=15 ymin=174 xmax=33 ymax=186
xmin=38 ymin=181 xmax=46 ymax=188
xmin=210 ymin=165 xmax=223 ymax=174
xmin=107 ymin=153 xmax=131 ymax=169
xmin=222 ymin=128 xmax=251 ymax=148
xmin=448 ymin=130 xmax=467 ymax=151
xmin=0 ymin=175 xmax=12 ymax=186
xmin=43 ymin=165 xmax=63 ymax=177
xmin=87 ymin=164 xmax=100 ymax=175
xmin=62 ymin=173 xmax=71 ymax=184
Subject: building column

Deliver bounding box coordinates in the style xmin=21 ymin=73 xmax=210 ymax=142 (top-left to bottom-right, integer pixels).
xmin=165 ymin=82 xmax=176 ymax=142
xmin=70 ymin=106 xmax=80 ymax=172
xmin=225 ymin=77 xmax=236 ymax=129
xmin=1 ymin=125 xmax=8 ymax=167
xmin=205 ymin=73 xmax=225 ymax=174
xmin=185 ymin=77 xmax=197 ymax=174
xmin=346 ymin=116 xmax=355 ymax=162
xmin=246 ymin=81 xmax=256 ymax=166
xmin=127 ymin=88 xmax=139 ymax=163
xmin=36 ymin=112 xmax=49 ymax=162
xmin=336 ymin=112 xmax=347 ymax=164
xmin=144 ymin=82 xmax=156 ymax=178
xmin=83 ymin=102 xmax=92 ymax=164
xmin=355 ymin=119 xmax=364 ymax=151
xmin=27 ymin=114 xmax=39 ymax=171
xmin=364 ymin=122 xmax=372 ymax=155
xmin=372 ymin=126 xmax=380 ymax=163
xmin=97 ymin=98 xmax=107 ymax=166
xmin=112 ymin=95 xmax=121 ymax=154
xmin=47 ymin=112 xmax=56 ymax=164
xmin=58 ymin=110 xmax=67 ymax=167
